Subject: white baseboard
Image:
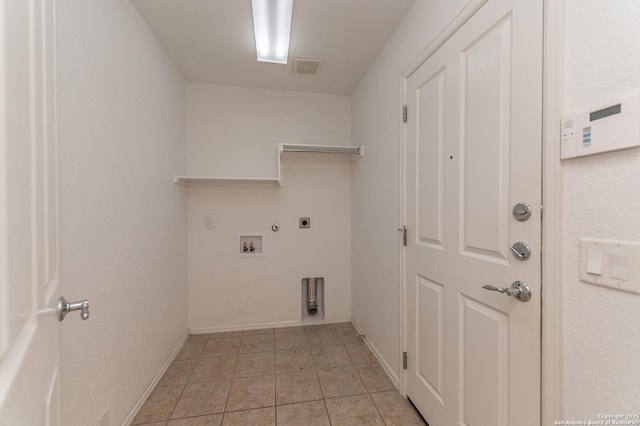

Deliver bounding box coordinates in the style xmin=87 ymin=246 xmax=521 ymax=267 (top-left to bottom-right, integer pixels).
xmin=121 ymin=330 xmax=190 ymax=426
xmin=189 ymin=317 xmax=352 ymax=335
xmin=351 ymin=321 xmax=401 ymax=389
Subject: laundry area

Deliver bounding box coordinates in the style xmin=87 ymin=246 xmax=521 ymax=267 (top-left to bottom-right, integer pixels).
xmin=2 ymin=0 xmax=640 ymax=425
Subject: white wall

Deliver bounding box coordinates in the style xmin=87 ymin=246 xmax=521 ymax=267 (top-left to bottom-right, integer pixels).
xmin=56 ymin=0 xmax=187 ymax=425
xmin=186 ymin=84 xmax=352 ymax=330
xmin=351 ymin=0 xmax=471 ymax=379
xmin=562 ymin=0 xmax=640 ymax=417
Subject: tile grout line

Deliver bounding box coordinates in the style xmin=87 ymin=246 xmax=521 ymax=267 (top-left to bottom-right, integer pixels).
xmin=313 ymin=326 xmax=333 ymax=426
xmin=163 ymin=338 xmax=204 ymax=424
xmin=368 ymin=389 xmax=388 ymax=426
xmin=220 ymin=330 xmax=243 ymax=424
xmin=272 ymin=331 xmax=277 ymax=425
xmin=347 ymin=321 xmax=388 ymax=425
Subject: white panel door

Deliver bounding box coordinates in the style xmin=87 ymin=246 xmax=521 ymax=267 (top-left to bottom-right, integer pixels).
xmin=0 ymin=0 xmax=63 ymax=424
xmin=404 ymin=0 xmax=542 ymax=425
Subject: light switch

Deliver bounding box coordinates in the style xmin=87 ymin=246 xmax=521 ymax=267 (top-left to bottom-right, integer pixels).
xmin=610 ymin=252 xmax=629 ymax=281
xmin=586 ymin=248 xmax=603 ymax=275
xmin=579 ymin=238 xmax=640 ymax=294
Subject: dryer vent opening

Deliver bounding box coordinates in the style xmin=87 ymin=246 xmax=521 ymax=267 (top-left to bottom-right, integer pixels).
xmin=307 ymin=278 xmax=318 ymax=314
xmin=302 ymin=277 xmax=324 ymax=322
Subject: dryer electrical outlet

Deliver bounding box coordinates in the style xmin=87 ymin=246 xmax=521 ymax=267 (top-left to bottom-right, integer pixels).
xmin=299 ymin=217 xmax=310 ymax=228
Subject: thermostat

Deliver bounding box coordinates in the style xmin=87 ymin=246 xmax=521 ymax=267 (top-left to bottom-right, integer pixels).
xmin=561 ymin=94 xmax=640 ymax=159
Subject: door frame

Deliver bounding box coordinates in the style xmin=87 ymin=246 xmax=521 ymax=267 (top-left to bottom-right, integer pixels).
xmin=397 ymin=0 xmax=564 ymax=423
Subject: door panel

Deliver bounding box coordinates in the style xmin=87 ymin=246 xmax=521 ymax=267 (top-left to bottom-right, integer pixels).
xmin=2 ymin=0 xmax=34 ymax=354
xmin=416 ymin=276 xmax=444 ymax=403
xmin=0 ymin=0 xmax=61 ymax=424
xmin=417 ymin=70 xmax=445 ymax=248
xmin=405 ymin=0 xmax=542 ymax=425
xmin=460 ymin=296 xmax=509 ymax=426
xmin=461 ymin=16 xmax=511 ymax=260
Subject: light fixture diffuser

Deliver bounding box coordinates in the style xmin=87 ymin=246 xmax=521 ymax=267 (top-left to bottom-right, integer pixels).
xmin=251 ymin=0 xmax=293 ymax=64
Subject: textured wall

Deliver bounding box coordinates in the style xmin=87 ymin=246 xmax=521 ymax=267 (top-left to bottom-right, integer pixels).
xmin=186 ymin=84 xmax=352 ymax=330
xmin=350 ymin=0 xmax=471 ymax=380
xmin=562 ymin=0 xmax=640 ymax=417
xmin=56 ymin=0 xmax=187 ymax=424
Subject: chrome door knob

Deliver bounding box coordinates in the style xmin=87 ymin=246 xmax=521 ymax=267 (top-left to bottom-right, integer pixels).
xmin=58 ymin=297 xmax=90 ymax=321
xmin=482 ymin=280 xmax=531 ymax=302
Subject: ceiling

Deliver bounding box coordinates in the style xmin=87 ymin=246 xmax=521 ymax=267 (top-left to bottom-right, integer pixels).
xmin=131 ymin=0 xmax=416 ymax=95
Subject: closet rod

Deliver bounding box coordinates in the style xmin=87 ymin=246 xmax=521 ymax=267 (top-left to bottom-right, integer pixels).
xmin=279 ymin=144 xmax=364 ymax=156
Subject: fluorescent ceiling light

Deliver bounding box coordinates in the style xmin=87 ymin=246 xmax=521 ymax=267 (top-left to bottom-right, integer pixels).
xmin=251 ymin=0 xmax=293 ymax=64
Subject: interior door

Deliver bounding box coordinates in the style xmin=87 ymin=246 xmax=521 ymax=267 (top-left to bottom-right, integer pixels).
xmin=0 ymin=0 xmax=62 ymax=423
xmin=404 ymin=0 xmax=542 ymax=425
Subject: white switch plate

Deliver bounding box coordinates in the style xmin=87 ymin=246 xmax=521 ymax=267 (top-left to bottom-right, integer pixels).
xmin=579 ymin=238 xmax=640 ymax=294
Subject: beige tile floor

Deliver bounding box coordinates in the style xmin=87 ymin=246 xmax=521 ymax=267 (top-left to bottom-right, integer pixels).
xmin=132 ymin=322 xmax=426 ymax=426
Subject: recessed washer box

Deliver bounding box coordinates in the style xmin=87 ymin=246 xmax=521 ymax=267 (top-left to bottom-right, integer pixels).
xmin=237 ymin=233 xmax=265 ymax=257
xmin=561 ymin=94 xmax=640 ymax=159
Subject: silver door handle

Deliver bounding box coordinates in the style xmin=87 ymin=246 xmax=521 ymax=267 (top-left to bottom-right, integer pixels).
xmin=482 ymin=280 xmax=531 ymax=302
xmin=58 ymin=297 xmax=90 ymax=321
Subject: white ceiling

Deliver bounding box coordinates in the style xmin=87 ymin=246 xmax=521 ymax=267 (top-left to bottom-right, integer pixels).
xmin=131 ymin=0 xmax=416 ymax=95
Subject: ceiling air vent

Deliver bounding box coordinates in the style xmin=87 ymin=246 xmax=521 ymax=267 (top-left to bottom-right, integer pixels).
xmin=293 ymin=58 xmax=323 ymax=74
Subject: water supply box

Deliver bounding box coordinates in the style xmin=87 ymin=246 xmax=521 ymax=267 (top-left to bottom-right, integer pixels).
xmin=561 ymin=94 xmax=640 ymax=159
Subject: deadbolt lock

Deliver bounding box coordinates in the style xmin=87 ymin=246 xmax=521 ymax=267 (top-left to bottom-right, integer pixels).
xmin=510 ymin=241 xmax=532 ymax=260
xmin=512 ymin=202 xmax=532 ymax=221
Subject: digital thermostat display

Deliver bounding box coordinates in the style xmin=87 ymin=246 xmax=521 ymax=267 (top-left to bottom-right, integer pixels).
xmin=590 ymin=103 xmax=621 ymax=122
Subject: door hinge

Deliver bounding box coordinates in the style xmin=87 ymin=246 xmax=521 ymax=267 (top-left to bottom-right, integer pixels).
xmin=398 ymin=225 xmax=407 ymax=246
xmin=403 ymin=352 xmax=408 ymax=369
xmin=402 ymin=104 xmax=408 ymax=123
